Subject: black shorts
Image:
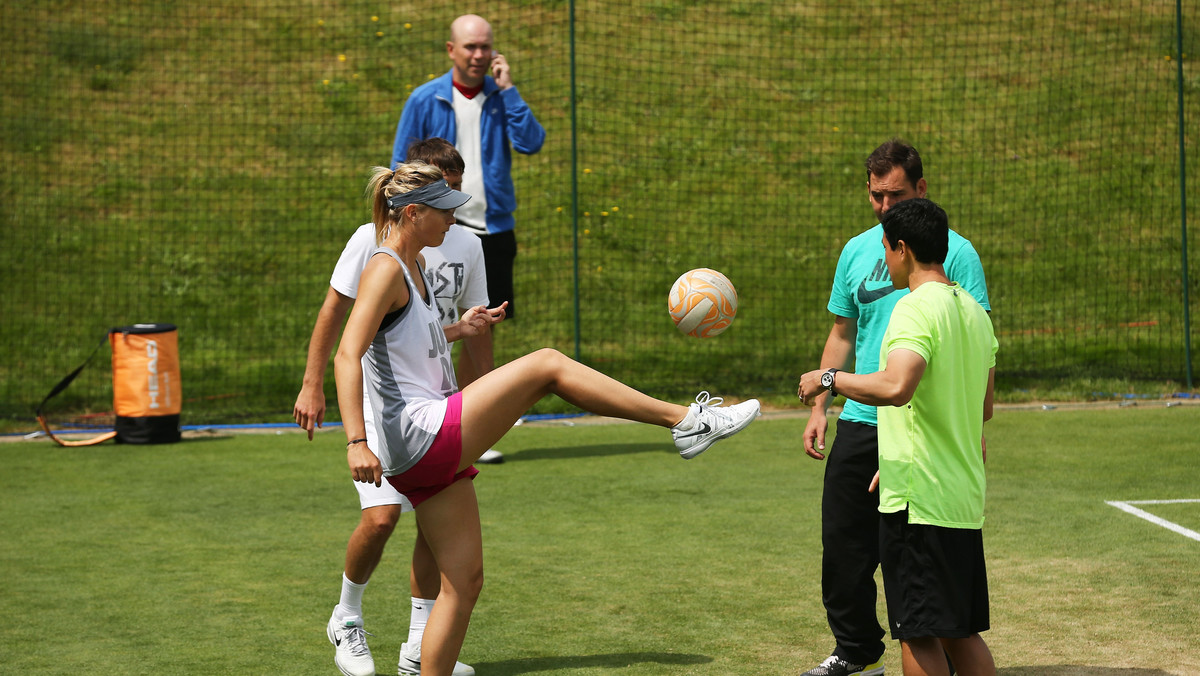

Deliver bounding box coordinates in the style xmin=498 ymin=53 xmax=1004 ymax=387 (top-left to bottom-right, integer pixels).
xmin=476 ymin=230 xmax=517 ymax=320
xmin=879 ymin=510 xmax=990 ymax=641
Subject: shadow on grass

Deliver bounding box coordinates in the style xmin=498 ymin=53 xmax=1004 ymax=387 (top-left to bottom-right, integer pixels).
xmin=499 ymin=443 xmax=670 ymax=461
xmin=1000 ymin=667 xmax=1175 ymax=675
xmin=464 ymin=651 xmax=712 ymax=674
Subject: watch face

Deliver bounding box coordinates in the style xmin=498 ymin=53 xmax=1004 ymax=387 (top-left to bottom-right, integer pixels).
xmin=821 ymin=372 xmax=834 ymax=388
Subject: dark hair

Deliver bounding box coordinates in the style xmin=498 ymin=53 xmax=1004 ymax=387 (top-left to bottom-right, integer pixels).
xmin=865 ymin=138 xmax=923 ymax=187
xmin=882 ymin=198 xmax=948 ymax=264
xmin=405 ymin=137 xmax=465 ymax=175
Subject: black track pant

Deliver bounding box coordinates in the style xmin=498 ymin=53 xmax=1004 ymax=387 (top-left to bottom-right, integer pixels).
xmin=820 ymin=419 xmax=886 ymax=665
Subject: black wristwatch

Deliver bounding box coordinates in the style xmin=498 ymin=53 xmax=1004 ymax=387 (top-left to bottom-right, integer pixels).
xmin=820 ymin=368 xmax=840 ymax=397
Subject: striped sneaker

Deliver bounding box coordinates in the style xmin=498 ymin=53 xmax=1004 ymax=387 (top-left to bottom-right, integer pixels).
xmin=801 ymin=655 xmax=884 ymax=676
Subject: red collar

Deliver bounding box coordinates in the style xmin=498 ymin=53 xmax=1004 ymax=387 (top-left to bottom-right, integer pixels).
xmin=453 ymin=80 xmax=483 ymax=99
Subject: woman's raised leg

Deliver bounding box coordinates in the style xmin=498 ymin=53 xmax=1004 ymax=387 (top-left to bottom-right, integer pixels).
xmin=457 ymin=348 xmax=761 ymax=470
xmin=456 ymin=349 xmax=687 ymax=468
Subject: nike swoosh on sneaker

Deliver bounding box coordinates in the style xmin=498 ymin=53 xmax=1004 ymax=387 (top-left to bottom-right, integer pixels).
xmin=856 ymin=279 xmax=898 ymax=304
xmin=675 ymin=422 xmax=712 ymax=439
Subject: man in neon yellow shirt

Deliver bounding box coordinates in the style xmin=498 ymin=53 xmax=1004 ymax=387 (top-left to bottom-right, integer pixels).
xmin=800 ymin=198 xmax=998 ymax=676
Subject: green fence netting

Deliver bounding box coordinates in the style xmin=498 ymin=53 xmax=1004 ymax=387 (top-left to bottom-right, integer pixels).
xmin=1 ymin=1 xmax=1196 ymax=428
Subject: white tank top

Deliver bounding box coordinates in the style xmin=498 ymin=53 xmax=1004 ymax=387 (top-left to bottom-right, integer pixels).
xmin=362 ymin=249 xmax=458 ymax=475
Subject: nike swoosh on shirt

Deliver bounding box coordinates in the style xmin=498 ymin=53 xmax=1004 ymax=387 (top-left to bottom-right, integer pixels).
xmin=856 ymin=280 xmax=899 ymax=304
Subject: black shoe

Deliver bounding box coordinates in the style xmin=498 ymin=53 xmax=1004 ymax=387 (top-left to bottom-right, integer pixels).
xmin=801 ymin=655 xmax=884 ymax=676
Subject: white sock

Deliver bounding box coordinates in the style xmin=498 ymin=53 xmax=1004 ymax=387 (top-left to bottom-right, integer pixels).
xmin=405 ymin=597 xmax=437 ymax=659
xmin=334 ymin=573 xmax=368 ymax=620
xmin=673 ymin=405 xmax=698 ymax=431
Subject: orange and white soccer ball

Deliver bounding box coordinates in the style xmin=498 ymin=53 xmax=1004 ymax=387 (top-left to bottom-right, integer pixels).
xmin=668 ymin=268 xmax=738 ymax=338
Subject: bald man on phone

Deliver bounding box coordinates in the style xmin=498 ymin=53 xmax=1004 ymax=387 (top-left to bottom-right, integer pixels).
xmin=391 ymin=14 xmax=545 ymax=334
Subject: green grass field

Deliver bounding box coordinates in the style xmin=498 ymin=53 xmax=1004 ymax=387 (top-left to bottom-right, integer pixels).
xmin=2 ymin=406 xmax=1197 ymax=675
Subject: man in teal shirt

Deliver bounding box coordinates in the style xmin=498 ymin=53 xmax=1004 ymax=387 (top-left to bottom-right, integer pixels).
xmin=799 ymin=140 xmax=990 ymax=676
xmin=800 ymin=198 xmax=998 ymax=676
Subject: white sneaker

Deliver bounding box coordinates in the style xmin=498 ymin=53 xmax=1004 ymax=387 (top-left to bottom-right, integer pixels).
xmin=477 ymin=448 xmax=505 ymax=464
xmin=326 ymin=613 xmax=374 ymax=676
xmin=672 ymin=392 xmax=761 ymax=459
xmin=397 ymin=642 xmax=476 ymax=675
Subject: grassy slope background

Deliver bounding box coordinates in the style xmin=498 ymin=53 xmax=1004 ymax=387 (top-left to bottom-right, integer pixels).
xmin=1 ymin=1 xmax=1198 ymax=431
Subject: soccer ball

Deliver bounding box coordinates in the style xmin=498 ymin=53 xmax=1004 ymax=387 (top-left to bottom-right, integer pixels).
xmin=668 ymin=268 xmax=738 ymax=338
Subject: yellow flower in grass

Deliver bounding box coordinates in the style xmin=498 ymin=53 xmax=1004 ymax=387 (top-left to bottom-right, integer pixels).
xmin=405 ymin=23 xmax=413 ymax=30
xmin=376 ymin=31 xmax=383 ymax=37
xmin=338 ymin=54 xmax=347 ymax=62
xmin=371 ymin=16 xmax=379 ymax=22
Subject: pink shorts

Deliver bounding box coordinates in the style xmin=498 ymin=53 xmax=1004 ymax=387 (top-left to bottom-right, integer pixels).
xmin=386 ymin=392 xmax=478 ymax=508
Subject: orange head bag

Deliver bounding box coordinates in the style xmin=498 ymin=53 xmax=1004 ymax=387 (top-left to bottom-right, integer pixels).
xmin=110 ymin=324 xmax=182 ymax=444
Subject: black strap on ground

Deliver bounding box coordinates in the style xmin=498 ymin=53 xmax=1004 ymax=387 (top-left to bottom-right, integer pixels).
xmin=34 ymin=331 xmax=117 ymax=447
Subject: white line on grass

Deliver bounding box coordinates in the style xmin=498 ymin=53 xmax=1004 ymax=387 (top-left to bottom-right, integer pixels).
xmin=1106 ymin=499 xmax=1200 ymax=542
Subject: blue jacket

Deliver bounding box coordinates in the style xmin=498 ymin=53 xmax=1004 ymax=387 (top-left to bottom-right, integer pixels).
xmin=391 ymin=70 xmax=545 ymax=234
